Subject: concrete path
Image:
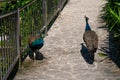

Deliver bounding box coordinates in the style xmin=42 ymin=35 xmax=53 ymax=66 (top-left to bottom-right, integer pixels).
xmin=14 ymin=0 xmax=120 ymax=80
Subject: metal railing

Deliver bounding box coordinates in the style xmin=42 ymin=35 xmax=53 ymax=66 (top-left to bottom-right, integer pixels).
xmin=0 ymin=0 xmax=68 ymax=80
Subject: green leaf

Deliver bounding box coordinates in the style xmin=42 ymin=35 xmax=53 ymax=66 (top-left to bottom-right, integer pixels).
xmin=114 ymin=2 xmax=120 ymax=6
xmin=108 ymin=6 xmax=119 ymax=31
xmin=98 ymin=53 xmax=108 ymax=57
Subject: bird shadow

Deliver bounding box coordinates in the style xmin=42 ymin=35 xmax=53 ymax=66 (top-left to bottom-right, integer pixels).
xmin=97 ymin=23 xmax=120 ymax=68
xmin=80 ymin=43 xmax=94 ymax=64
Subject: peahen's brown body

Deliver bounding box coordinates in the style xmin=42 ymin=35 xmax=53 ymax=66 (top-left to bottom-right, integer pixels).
xmin=83 ymin=16 xmax=98 ymax=60
xmin=83 ymin=30 xmax=98 ymax=53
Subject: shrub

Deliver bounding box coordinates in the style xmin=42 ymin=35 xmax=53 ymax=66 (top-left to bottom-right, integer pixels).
xmin=102 ymin=0 xmax=120 ymax=40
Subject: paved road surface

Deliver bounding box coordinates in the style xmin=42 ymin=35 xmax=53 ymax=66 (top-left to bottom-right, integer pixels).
xmin=14 ymin=0 xmax=120 ymax=80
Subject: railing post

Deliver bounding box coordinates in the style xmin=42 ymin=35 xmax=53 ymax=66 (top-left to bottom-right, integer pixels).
xmin=16 ymin=8 xmax=21 ymax=70
xmin=42 ymin=0 xmax=47 ymax=36
xmin=58 ymin=0 xmax=62 ymax=12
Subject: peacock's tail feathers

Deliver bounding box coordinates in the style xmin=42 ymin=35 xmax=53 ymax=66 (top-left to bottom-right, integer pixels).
xmin=28 ymin=49 xmax=35 ymax=60
xmin=34 ymin=50 xmax=45 ymax=60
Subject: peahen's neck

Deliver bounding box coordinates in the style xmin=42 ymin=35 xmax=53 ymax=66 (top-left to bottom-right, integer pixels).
xmin=85 ymin=19 xmax=91 ymax=31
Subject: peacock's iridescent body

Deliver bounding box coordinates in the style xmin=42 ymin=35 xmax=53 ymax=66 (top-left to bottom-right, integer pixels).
xmin=28 ymin=35 xmax=44 ymax=60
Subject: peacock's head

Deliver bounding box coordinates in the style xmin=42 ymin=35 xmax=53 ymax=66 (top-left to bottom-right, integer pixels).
xmin=84 ymin=15 xmax=89 ymax=22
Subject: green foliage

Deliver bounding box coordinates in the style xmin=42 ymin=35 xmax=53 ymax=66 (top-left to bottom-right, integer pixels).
xmin=102 ymin=0 xmax=120 ymax=39
xmin=98 ymin=52 xmax=108 ymax=57
xmin=47 ymin=0 xmax=60 ymax=21
xmin=0 ymin=0 xmax=67 ymax=79
xmin=0 ymin=0 xmax=60 ymax=47
xmin=0 ymin=0 xmax=32 ymax=15
xmin=19 ymin=0 xmax=43 ymax=48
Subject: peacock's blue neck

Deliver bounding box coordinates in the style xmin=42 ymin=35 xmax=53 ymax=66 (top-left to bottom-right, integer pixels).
xmin=85 ymin=22 xmax=91 ymax=31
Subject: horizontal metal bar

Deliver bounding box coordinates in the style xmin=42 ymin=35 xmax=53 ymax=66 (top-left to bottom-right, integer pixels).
xmin=0 ymin=1 xmax=68 ymax=80
xmin=0 ymin=11 xmax=17 ymax=19
xmin=0 ymin=0 xmax=16 ymax=1
xmin=19 ymin=0 xmax=36 ymax=11
xmin=0 ymin=0 xmax=36 ymax=19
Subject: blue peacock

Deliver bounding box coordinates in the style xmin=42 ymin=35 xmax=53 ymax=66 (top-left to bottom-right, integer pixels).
xmin=83 ymin=16 xmax=98 ymax=61
xmin=28 ymin=34 xmax=45 ymax=60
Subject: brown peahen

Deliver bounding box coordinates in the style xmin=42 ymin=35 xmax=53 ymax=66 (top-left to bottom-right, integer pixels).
xmin=83 ymin=16 xmax=98 ymax=61
xmin=28 ymin=35 xmax=45 ymax=60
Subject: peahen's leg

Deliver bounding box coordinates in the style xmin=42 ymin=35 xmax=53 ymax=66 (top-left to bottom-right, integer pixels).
xmin=90 ymin=52 xmax=95 ymax=61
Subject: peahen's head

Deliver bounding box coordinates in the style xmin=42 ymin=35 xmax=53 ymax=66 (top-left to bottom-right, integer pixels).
xmin=84 ymin=15 xmax=89 ymax=23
